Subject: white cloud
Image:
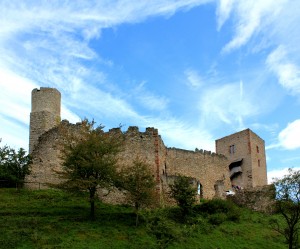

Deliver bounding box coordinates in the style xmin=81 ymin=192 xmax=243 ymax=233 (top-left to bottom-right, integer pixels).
xmin=0 ymin=0 xmax=215 ymax=150
xmin=266 ymin=46 xmax=300 ymax=95
xmin=184 ymin=69 xmax=204 ymax=89
xmin=140 ymin=116 xmax=215 ymax=151
xmin=266 ymin=119 xmax=300 ymax=151
xmin=278 ymin=120 xmax=300 ymax=150
xmin=0 ymin=68 xmax=37 ymax=125
xmin=199 ymin=81 xmax=259 ymax=129
xmin=0 ymin=114 xmax=29 ymax=151
xmin=61 ymin=105 xmax=81 ymax=124
xmin=133 ymin=82 xmax=170 ymax=111
xmin=220 ymin=0 xmax=287 ymax=53
xmin=268 ymin=167 xmax=300 ymax=184
xmin=216 ymin=0 xmax=234 ymax=31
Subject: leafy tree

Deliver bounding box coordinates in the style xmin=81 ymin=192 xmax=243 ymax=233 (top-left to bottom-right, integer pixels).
xmin=272 ymin=168 xmax=300 ymax=249
xmin=119 ymin=158 xmax=156 ymax=226
xmin=169 ymin=175 xmax=197 ymax=218
xmin=55 ymin=120 xmax=123 ymax=220
xmin=0 ymin=140 xmax=31 ymax=189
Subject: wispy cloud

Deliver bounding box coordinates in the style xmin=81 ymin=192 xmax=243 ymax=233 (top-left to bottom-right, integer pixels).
xmin=219 ymin=0 xmax=287 ymax=53
xmin=184 ymin=69 xmax=204 ymax=89
xmin=132 ymin=82 xmax=170 ymax=112
xmin=198 ymin=81 xmax=260 ymax=130
xmin=216 ymin=0 xmax=234 ymax=31
xmin=139 ymin=115 xmax=215 ymax=151
xmin=266 ymin=46 xmax=300 ymax=95
xmin=0 ymin=0 xmax=216 ymax=150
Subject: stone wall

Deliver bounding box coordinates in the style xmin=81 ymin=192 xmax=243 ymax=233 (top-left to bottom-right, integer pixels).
xmin=26 ymin=120 xmax=84 ymax=189
xmin=228 ymin=185 xmax=276 ymax=213
xmin=26 ymin=121 xmax=232 ymax=202
xmin=26 ymin=87 xmax=269 ymax=207
xmin=165 ymin=148 xmax=231 ymax=199
xmin=249 ymin=131 xmax=268 ymax=187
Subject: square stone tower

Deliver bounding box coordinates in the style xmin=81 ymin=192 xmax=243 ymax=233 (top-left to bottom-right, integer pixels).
xmin=215 ymin=129 xmax=267 ymax=189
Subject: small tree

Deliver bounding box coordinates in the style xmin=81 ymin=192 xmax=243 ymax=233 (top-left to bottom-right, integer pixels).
xmin=119 ymin=158 xmax=156 ymax=226
xmin=273 ymin=169 xmax=300 ymax=249
xmin=169 ymin=175 xmax=197 ymax=217
xmin=55 ymin=120 xmax=123 ymax=220
xmin=0 ymin=141 xmax=31 ymax=189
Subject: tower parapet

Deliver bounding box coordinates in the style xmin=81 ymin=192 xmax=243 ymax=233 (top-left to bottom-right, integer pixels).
xmin=29 ymin=87 xmax=61 ymax=153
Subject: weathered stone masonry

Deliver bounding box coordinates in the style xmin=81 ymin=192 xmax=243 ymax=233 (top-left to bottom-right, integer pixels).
xmin=26 ymin=87 xmax=268 ymax=202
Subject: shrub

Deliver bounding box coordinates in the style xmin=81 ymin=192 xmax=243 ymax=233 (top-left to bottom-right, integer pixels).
xmin=208 ymin=213 xmax=227 ymax=225
xmin=146 ymin=212 xmax=181 ymax=249
xmin=169 ymin=175 xmax=197 ymax=217
xmin=194 ymin=199 xmax=240 ymax=222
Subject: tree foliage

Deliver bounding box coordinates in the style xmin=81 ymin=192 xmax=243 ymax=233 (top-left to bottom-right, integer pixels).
xmin=0 ymin=141 xmax=31 ymax=189
xmin=273 ymin=168 xmax=300 ymax=249
xmin=119 ymin=158 xmax=156 ymax=226
xmin=169 ymin=175 xmax=197 ymax=217
xmin=55 ymin=120 xmax=123 ymax=220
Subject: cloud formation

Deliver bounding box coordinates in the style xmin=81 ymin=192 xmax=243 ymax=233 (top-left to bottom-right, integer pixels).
xmin=278 ymin=120 xmax=300 ymax=150
xmin=218 ymin=0 xmax=287 ymax=53
xmin=268 ymin=167 xmax=300 ymax=184
xmin=0 ymin=0 xmax=216 ymax=151
xmin=184 ymin=69 xmax=204 ymax=89
xmin=266 ymin=46 xmax=300 ymax=95
xmin=199 ymin=81 xmax=260 ymax=130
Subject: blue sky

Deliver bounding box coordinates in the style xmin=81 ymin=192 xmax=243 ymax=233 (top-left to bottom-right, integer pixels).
xmin=1 ymin=0 xmax=300 ymax=182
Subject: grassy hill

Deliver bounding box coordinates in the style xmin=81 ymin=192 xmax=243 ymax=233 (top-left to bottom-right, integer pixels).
xmin=0 ymin=188 xmax=285 ymax=249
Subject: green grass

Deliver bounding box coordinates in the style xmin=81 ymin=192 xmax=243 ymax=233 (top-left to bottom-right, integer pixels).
xmin=0 ymin=188 xmax=286 ymax=249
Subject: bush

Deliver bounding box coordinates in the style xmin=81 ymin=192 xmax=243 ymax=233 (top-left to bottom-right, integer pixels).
xmin=146 ymin=211 xmax=182 ymax=249
xmin=208 ymin=213 xmax=227 ymax=225
xmin=169 ymin=175 xmax=197 ymax=219
xmin=194 ymin=199 xmax=240 ymax=222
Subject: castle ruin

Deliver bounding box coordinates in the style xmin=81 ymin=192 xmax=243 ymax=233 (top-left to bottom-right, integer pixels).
xmin=26 ymin=87 xmax=268 ymax=202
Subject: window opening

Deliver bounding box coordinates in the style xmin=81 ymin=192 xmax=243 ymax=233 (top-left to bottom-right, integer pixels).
xmin=229 ymin=145 xmax=235 ymax=154
xmin=197 ymin=182 xmax=203 ymax=199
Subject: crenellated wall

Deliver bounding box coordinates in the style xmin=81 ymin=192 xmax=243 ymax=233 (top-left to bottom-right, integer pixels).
xmin=26 ymin=121 xmax=231 ymax=201
xmin=165 ymin=148 xmax=230 ymax=199
xmin=26 ymin=87 xmax=267 ymax=204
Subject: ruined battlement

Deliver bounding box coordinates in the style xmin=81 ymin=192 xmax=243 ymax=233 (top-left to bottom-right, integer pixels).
xmin=168 ymin=147 xmax=226 ymax=158
xmin=27 ymin=87 xmax=267 ymax=201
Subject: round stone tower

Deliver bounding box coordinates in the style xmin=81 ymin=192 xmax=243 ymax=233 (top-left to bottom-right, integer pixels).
xmin=29 ymin=87 xmax=61 ymax=153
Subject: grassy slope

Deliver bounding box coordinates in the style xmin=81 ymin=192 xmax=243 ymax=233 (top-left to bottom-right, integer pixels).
xmin=0 ymin=189 xmax=285 ymax=249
